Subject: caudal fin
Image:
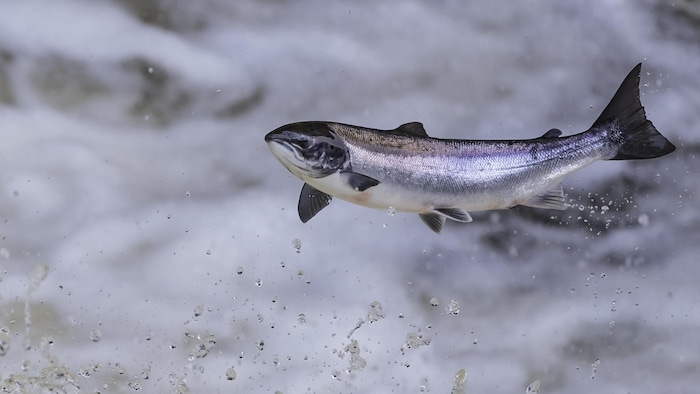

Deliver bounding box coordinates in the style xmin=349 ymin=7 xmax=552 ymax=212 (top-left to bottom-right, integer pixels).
xmin=592 ymin=63 xmax=676 ymax=160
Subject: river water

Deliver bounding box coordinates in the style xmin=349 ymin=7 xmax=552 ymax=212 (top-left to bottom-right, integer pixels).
xmin=1 ymin=1 xmax=699 ymax=392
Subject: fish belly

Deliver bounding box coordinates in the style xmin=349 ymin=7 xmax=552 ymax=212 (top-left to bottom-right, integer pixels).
xmin=305 ymin=172 xmax=519 ymax=213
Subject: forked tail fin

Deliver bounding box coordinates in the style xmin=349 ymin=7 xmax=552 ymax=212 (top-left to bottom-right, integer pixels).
xmin=592 ymin=63 xmax=676 ymax=160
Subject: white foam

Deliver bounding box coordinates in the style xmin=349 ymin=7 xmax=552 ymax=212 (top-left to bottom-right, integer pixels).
xmin=0 ymin=1 xmax=697 ymax=392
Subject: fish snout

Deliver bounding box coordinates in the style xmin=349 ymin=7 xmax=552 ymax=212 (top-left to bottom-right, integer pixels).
xmin=264 ymin=129 xmax=289 ymax=143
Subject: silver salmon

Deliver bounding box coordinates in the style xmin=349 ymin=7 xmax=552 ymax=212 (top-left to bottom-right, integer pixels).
xmin=265 ymin=63 xmax=675 ymax=233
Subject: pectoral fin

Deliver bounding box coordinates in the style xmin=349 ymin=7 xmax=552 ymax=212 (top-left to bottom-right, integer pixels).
xmin=340 ymin=171 xmax=380 ymax=192
xmin=298 ymin=183 xmax=332 ymax=223
xmin=419 ymin=213 xmax=446 ymax=233
xmin=521 ymin=183 xmax=567 ymax=210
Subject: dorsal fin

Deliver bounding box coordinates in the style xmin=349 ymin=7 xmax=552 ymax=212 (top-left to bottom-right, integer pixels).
xmin=395 ymin=122 xmax=428 ymax=137
xmin=538 ymin=128 xmax=562 ymax=139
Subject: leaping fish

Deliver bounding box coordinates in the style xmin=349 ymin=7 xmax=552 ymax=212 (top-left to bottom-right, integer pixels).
xmin=265 ymin=63 xmax=675 ymax=233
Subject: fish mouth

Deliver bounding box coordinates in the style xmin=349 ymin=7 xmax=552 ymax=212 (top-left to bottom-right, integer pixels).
xmin=266 ymin=138 xmax=315 ymax=179
xmin=266 ymin=138 xmax=299 ymax=163
xmin=264 ymin=131 xmax=280 ymax=143
xmin=264 ymin=126 xmax=306 ymax=144
xmin=264 ymin=129 xmax=302 ymax=149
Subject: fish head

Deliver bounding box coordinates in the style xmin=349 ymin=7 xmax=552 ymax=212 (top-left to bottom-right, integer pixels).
xmin=265 ymin=122 xmax=349 ymax=179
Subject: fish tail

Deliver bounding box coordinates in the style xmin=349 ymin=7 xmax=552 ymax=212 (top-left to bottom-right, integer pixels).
xmin=592 ymin=63 xmax=675 ymax=160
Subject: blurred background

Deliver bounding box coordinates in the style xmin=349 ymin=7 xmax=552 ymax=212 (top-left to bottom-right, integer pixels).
xmin=1 ymin=0 xmax=699 ymax=392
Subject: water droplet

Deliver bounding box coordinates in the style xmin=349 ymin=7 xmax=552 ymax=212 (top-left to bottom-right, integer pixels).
xmin=446 ymin=299 xmax=460 ymax=315
xmin=255 ymin=279 xmax=262 ymax=287
xmin=256 ymin=340 xmax=265 ymax=351
xmin=236 ymin=267 xmax=244 ymax=275
xmin=451 ymin=369 xmax=467 ymax=394
xmin=191 ymin=343 xmax=208 ymax=359
xmin=591 ymin=359 xmax=600 ymax=379
xmin=609 ymin=320 xmax=615 ymax=328
xmin=89 ymin=329 xmax=102 ymax=342
xmin=194 ymin=305 xmax=204 ymax=317
xmin=226 ymin=367 xmax=237 ymax=380
xmin=205 ymin=249 xmax=212 ymax=255
xmin=297 ymin=314 xmax=307 ymax=324
xmin=29 ymin=263 xmax=49 ymax=291
xmin=188 ymin=334 xmax=216 ymax=359
xmin=387 ymin=206 xmax=396 ymax=216
xmin=185 ymin=191 xmax=191 ymax=197
xmin=429 ymin=297 xmax=439 ymax=307
xmin=366 ymin=301 xmax=385 ymax=322
xmin=292 ymin=238 xmax=302 ymax=253
xmin=344 ymin=339 xmax=367 ymax=371
xmin=216 ymin=89 xmax=222 ymax=94
xmin=526 ymin=379 xmax=541 ymax=393
xmin=405 ymin=331 xmax=432 ymax=349
xmin=147 ymin=66 xmax=154 ymax=74
xmin=638 ymin=213 xmax=650 ymax=226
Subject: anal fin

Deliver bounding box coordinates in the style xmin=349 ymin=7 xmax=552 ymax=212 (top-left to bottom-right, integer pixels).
xmin=419 ymin=213 xmax=446 ymax=233
xmin=521 ymin=183 xmax=567 ymax=210
xmin=298 ymin=183 xmax=332 ymax=223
